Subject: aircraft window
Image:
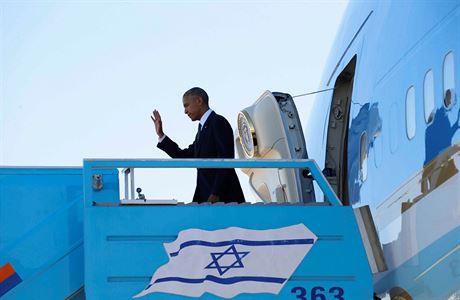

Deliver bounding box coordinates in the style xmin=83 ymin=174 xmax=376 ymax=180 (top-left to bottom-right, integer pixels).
xmin=359 ymin=131 xmax=368 ymax=182
xmin=423 ymin=70 xmax=435 ymax=124
xmin=406 ymin=86 xmax=416 ymax=140
xmin=443 ymin=51 xmax=456 ymax=109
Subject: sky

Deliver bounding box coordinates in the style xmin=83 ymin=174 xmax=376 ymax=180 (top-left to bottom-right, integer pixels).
xmin=0 ymin=0 xmax=349 ymax=202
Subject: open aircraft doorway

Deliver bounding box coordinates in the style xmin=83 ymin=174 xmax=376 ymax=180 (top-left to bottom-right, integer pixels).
xmin=325 ymin=56 xmax=357 ymax=206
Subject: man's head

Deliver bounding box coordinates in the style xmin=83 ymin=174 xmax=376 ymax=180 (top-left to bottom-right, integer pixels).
xmin=182 ymin=87 xmax=209 ymax=121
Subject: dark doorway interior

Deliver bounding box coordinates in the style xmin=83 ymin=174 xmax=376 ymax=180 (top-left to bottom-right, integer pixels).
xmin=324 ymin=56 xmax=357 ymax=205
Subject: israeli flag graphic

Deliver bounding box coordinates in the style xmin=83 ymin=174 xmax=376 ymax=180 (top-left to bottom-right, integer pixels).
xmin=134 ymin=224 xmax=317 ymax=298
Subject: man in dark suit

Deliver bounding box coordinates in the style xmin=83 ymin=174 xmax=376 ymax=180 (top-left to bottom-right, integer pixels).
xmin=151 ymin=87 xmax=245 ymax=204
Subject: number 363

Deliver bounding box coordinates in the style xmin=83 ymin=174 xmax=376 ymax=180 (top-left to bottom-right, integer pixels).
xmin=290 ymin=286 xmax=345 ymax=300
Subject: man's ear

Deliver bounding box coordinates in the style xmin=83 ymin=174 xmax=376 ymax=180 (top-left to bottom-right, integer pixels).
xmin=196 ymin=96 xmax=204 ymax=106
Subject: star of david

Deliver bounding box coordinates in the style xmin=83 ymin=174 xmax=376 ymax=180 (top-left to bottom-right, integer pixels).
xmin=205 ymin=245 xmax=250 ymax=276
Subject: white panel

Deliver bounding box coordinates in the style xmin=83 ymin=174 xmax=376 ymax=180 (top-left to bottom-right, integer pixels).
xmin=443 ymin=51 xmax=456 ymax=108
xmin=405 ymin=86 xmax=416 ymax=140
xmin=423 ymin=70 xmax=435 ymax=123
xmin=236 ymin=91 xmax=309 ymax=203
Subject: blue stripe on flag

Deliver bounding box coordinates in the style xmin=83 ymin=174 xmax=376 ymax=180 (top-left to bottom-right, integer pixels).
xmin=0 ymin=272 xmax=22 ymax=297
xmin=154 ymin=275 xmax=286 ymax=285
xmin=169 ymin=238 xmax=314 ymax=257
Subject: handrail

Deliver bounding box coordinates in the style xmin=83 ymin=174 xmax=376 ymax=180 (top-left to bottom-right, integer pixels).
xmin=83 ymin=159 xmax=342 ymax=206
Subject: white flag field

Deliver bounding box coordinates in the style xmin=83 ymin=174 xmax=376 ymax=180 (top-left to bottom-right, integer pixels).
xmin=134 ymin=224 xmax=317 ymax=299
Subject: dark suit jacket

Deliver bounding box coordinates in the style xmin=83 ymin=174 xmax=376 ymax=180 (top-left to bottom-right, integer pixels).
xmin=157 ymin=111 xmax=245 ymax=203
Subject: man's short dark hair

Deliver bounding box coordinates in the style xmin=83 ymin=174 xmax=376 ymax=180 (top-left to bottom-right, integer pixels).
xmin=183 ymin=87 xmax=209 ymax=105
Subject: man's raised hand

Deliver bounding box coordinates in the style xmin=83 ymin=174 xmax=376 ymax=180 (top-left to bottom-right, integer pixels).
xmin=151 ymin=110 xmax=164 ymax=138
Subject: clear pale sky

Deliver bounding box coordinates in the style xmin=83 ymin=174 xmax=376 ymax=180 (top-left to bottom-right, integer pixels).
xmin=0 ymin=0 xmax=348 ymax=202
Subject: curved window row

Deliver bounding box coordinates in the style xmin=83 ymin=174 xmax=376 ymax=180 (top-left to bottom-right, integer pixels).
xmin=405 ymin=51 xmax=456 ymax=139
xmin=360 ymin=51 xmax=456 ymax=182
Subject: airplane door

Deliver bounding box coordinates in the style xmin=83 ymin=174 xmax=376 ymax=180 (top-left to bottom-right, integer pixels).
xmin=236 ymin=91 xmax=315 ymax=203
